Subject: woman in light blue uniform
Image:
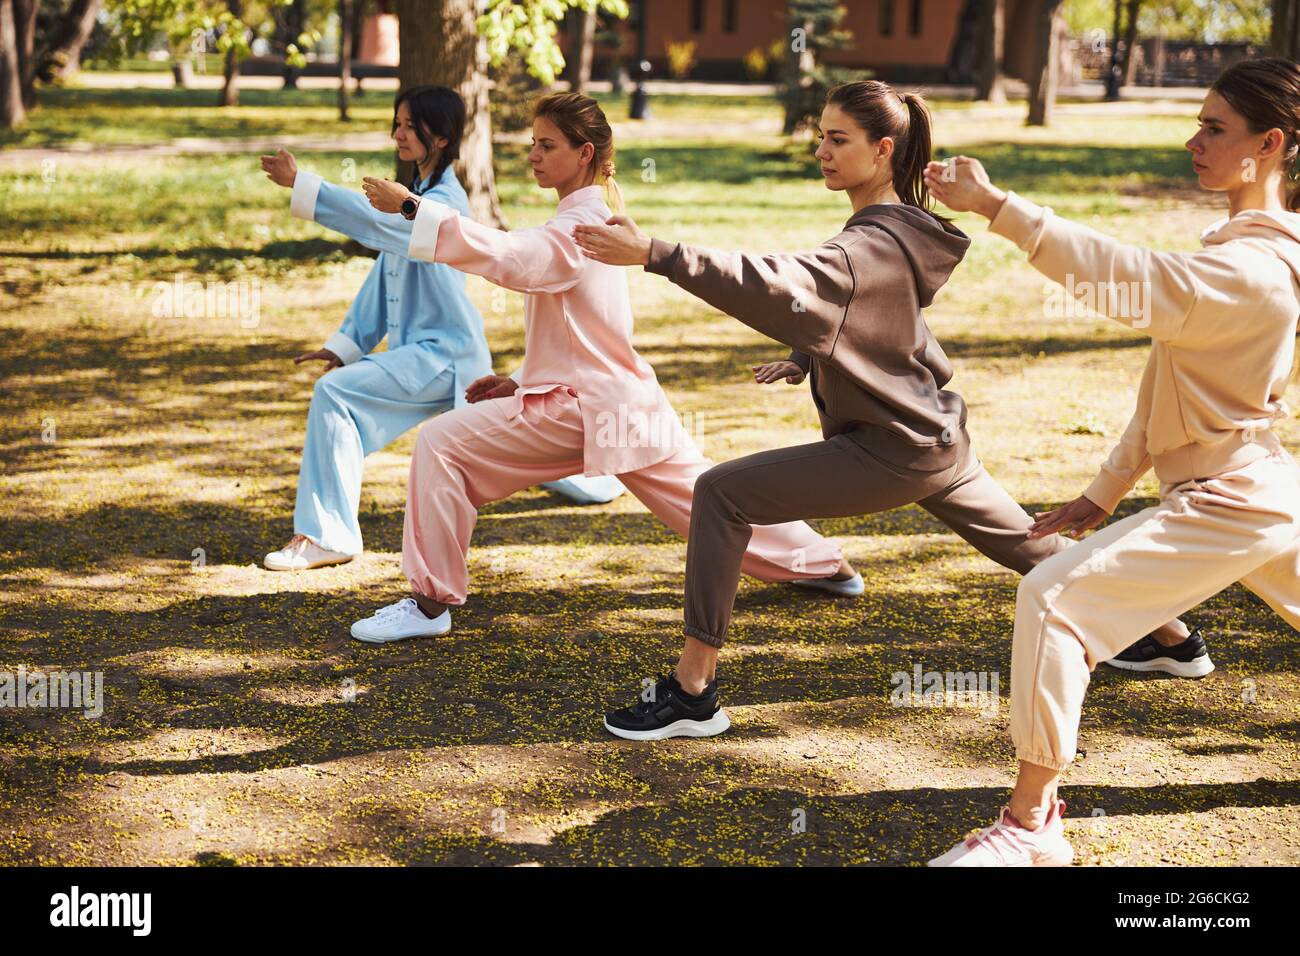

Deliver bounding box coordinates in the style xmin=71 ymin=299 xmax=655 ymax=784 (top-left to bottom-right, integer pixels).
xmin=260 ymin=86 xmax=623 ymax=571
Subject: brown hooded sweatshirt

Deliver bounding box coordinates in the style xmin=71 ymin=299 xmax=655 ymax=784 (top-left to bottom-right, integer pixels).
xmin=645 ymin=203 xmax=972 ymax=471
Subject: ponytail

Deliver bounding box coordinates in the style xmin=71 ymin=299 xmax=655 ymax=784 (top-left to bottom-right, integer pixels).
xmin=600 ymin=158 xmax=625 ymax=213
xmin=896 ymin=92 xmax=934 ymax=211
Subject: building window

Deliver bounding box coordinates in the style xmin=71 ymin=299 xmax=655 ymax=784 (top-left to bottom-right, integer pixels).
xmin=723 ymin=0 xmax=737 ymax=33
xmin=691 ymin=0 xmax=705 ymax=33
xmin=908 ymin=0 xmax=922 ymax=36
xmin=880 ymin=0 xmax=894 ymax=37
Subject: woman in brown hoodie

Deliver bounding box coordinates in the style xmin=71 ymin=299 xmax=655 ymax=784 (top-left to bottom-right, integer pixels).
xmin=574 ymin=80 xmax=1193 ymax=742
xmin=922 ymin=58 xmax=1300 ymax=866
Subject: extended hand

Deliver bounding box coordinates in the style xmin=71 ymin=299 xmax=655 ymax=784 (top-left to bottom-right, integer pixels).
xmin=260 ymin=147 xmax=298 ymax=188
xmin=294 ymin=348 xmax=342 ymax=374
xmin=571 ymin=215 xmax=653 ymax=266
xmin=922 ymin=156 xmax=1007 ymax=219
xmin=1028 ymin=494 xmax=1109 ymax=540
xmin=752 ymin=360 xmax=806 ymax=385
xmin=465 ymin=374 xmax=519 ymax=404
xmin=362 ymin=176 xmax=412 ymax=214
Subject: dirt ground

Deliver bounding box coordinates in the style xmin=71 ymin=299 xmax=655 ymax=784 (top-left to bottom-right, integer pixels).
xmin=2 ymin=95 xmax=1298 ymax=865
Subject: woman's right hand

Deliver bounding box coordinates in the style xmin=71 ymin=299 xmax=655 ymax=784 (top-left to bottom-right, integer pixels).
xmin=293 ymin=348 xmax=341 ymax=373
xmin=466 ymin=374 xmax=519 ymax=404
xmin=752 ymin=360 xmax=806 ymax=385
xmin=922 ymin=156 xmax=1007 ymax=219
xmin=260 ymin=147 xmax=298 ymax=188
xmin=1028 ymin=494 xmax=1109 ymax=540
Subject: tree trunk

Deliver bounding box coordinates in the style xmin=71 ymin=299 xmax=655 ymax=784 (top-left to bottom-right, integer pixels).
xmin=219 ymin=1 xmax=243 ymax=107
xmin=13 ymin=0 xmax=35 ymax=108
xmin=40 ymin=0 xmax=102 ymax=82
xmin=572 ymin=8 xmax=596 ymax=91
xmin=351 ymin=0 xmax=367 ymax=94
xmin=781 ymin=17 xmax=815 ymax=135
xmin=1121 ymin=0 xmax=1141 ymax=86
xmin=1104 ymin=0 xmax=1122 ymax=99
xmin=945 ymin=0 xmax=979 ymax=85
xmin=279 ymin=0 xmax=304 ymax=89
xmin=1026 ymin=0 xmax=1062 ymax=126
xmin=975 ymin=0 xmax=1005 ymax=103
xmin=0 ymin=0 xmax=26 ymax=128
xmin=396 ymin=0 xmax=504 ymax=227
xmin=1272 ymin=0 xmax=1300 ymax=59
xmin=338 ymin=0 xmax=353 ymax=121
xmin=220 ymin=46 xmax=240 ymax=105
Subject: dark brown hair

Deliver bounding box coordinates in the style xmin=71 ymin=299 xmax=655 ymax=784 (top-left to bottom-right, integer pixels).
xmin=392 ymin=85 xmax=466 ymax=189
xmin=532 ymin=91 xmax=624 ymax=212
xmin=1210 ymin=57 xmax=1300 ymax=212
xmin=826 ymin=80 xmax=937 ymax=213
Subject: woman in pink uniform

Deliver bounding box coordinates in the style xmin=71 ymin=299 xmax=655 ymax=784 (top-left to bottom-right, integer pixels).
xmin=351 ymin=91 xmax=858 ymax=659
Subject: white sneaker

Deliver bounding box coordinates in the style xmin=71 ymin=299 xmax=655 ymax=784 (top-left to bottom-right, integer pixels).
xmin=928 ymin=799 xmax=1074 ymax=867
xmin=541 ymin=474 xmax=627 ymax=505
xmin=350 ymin=598 xmax=452 ymax=644
xmin=792 ymin=571 xmax=864 ymax=597
xmin=264 ymin=534 xmax=355 ymax=571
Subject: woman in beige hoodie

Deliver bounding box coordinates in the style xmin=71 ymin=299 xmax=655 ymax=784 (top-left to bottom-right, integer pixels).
xmin=924 ymin=57 xmax=1300 ymax=866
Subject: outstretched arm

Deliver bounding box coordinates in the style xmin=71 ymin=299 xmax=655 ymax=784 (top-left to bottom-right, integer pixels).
xmin=572 ymin=215 xmax=855 ymax=360
xmin=362 ymin=177 xmax=585 ymax=295
xmin=262 ymin=148 xmax=424 ymax=258
xmin=924 ymin=156 xmax=1199 ymax=343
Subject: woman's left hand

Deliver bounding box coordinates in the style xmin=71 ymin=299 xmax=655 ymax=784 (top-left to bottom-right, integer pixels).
xmin=362 ymin=176 xmax=412 ymax=214
xmin=571 ymin=215 xmax=653 ymax=266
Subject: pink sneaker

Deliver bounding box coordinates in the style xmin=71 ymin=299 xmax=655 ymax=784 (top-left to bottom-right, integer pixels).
xmin=928 ymin=799 xmax=1074 ymax=867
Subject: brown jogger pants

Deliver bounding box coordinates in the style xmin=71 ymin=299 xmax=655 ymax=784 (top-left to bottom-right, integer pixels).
xmin=683 ymin=431 xmax=1073 ymax=647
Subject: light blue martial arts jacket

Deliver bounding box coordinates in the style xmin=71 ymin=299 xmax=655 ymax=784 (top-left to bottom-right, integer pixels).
xmin=290 ymin=165 xmax=493 ymax=403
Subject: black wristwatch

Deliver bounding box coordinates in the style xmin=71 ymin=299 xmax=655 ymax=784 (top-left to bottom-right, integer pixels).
xmin=401 ymin=195 xmax=420 ymax=220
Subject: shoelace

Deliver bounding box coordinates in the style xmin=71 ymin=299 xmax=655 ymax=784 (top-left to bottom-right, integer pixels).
xmin=963 ymin=810 xmax=1033 ymax=865
xmin=372 ymin=598 xmax=418 ymax=620
xmin=278 ymin=535 xmax=312 ymax=556
xmin=630 ymin=675 xmax=674 ymax=715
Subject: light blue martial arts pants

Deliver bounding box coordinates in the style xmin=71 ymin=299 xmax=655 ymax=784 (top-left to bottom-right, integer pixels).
xmin=293 ymin=353 xmax=625 ymax=554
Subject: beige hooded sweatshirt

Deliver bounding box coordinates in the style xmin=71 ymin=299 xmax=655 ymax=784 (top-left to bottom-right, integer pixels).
xmin=989 ymin=191 xmax=1300 ymax=513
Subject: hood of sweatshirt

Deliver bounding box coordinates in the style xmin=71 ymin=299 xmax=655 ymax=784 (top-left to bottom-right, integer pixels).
xmin=1201 ymin=208 xmax=1300 ymax=289
xmin=844 ymin=203 xmax=971 ymax=308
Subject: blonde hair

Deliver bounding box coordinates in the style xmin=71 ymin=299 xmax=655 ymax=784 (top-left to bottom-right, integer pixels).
xmin=532 ymin=91 xmax=625 ymax=212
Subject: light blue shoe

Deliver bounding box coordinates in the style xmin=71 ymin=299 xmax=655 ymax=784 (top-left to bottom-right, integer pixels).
xmin=791 ymin=572 xmax=865 ymax=597
xmin=541 ymin=474 xmax=627 ymax=505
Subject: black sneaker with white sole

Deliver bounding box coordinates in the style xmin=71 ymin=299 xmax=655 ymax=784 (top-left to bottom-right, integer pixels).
xmin=1104 ymin=627 xmax=1214 ymax=678
xmin=603 ymin=673 xmax=731 ymax=741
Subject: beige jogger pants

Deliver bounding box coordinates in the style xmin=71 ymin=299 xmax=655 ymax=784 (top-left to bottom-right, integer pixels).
xmin=1012 ymin=437 xmax=1300 ymax=772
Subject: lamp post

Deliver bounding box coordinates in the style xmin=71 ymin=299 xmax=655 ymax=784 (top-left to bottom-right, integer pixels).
xmin=629 ymin=0 xmax=651 ymax=119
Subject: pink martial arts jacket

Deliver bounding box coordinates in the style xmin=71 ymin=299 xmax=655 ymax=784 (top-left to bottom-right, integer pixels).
xmin=407 ymin=184 xmax=691 ymax=476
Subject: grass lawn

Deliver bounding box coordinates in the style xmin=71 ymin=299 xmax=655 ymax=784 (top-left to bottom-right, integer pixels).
xmin=1 ymin=89 xmax=1297 ymax=865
